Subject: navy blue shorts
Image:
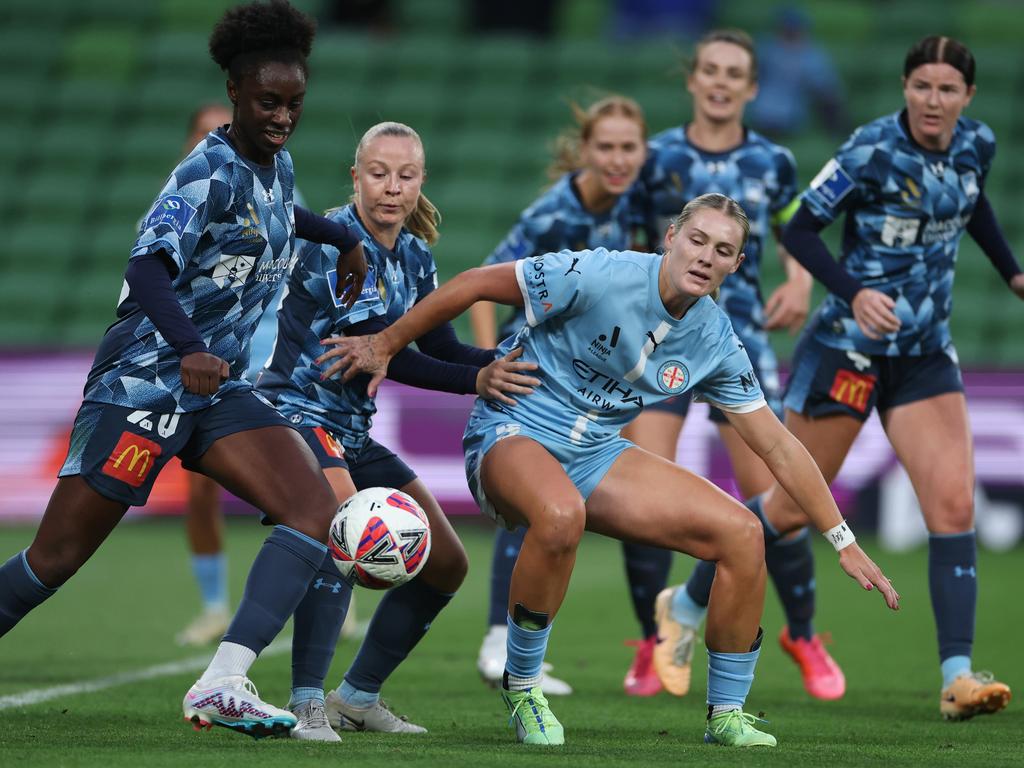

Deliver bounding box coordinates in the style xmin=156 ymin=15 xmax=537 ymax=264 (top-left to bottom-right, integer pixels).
xmin=783 ymin=334 xmax=964 ymax=421
xmin=298 ymin=426 xmax=417 ymax=490
xmin=645 ymin=391 xmax=693 ymax=419
xmin=59 ymin=386 xmax=294 ymax=507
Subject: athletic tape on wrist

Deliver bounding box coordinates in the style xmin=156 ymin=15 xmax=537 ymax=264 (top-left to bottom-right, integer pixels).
xmin=824 ymin=520 xmax=856 ymax=552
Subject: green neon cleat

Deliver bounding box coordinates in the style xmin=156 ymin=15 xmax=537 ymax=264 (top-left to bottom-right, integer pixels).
xmin=501 ymin=686 xmax=565 ymax=746
xmin=704 ymin=708 xmax=777 ymax=747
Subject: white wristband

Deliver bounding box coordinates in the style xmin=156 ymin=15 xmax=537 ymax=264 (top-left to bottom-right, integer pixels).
xmin=824 ymin=520 xmax=856 ymax=552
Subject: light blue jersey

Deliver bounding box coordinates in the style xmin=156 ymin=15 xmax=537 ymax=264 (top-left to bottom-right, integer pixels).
xmin=84 ymin=128 xmax=296 ymax=413
xmin=483 ymin=172 xmax=637 ymax=339
xmin=463 ymin=248 xmax=765 ymax=513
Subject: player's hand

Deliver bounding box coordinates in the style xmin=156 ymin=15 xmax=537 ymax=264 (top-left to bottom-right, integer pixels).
xmin=335 ymin=241 xmax=367 ymax=309
xmin=1010 ymin=273 xmax=1024 ymax=300
xmin=764 ymin=278 xmax=811 ymax=334
xmin=475 ymin=347 xmax=541 ymax=405
xmin=181 ymin=352 xmax=229 ymax=396
xmin=317 ymin=334 xmax=390 ymax=396
xmin=851 ymin=288 xmax=901 ymax=340
xmin=838 ymin=542 xmax=900 ymax=610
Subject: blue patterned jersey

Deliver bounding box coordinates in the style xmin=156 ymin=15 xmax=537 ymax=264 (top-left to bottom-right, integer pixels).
xmin=258 ymin=204 xmax=437 ymax=450
xmin=83 ymin=129 xmax=296 ymax=413
xmin=478 ymin=248 xmax=765 ymax=446
xmin=483 ymin=172 xmax=636 ymax=339
xmin=636 ymin=126 xmax=799 ymax=332
xmin=801 ymin=111 xmax=995 ymax=356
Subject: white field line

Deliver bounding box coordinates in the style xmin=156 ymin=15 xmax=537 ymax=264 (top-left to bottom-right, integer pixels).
xmin=0 ymin=637 xmax=291 ymax=711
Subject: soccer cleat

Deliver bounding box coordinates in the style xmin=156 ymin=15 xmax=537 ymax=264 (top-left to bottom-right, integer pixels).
xmin=182 ymin=675 xmax=295 ymax=739
xmin=289 ymin=699 xmax=342 ymax=742
xmin=704 ymin=708 xmax=777 ymax=747
xmin=778 ymin=628 xmax=846 ymax=700
xmin=623 ymin=637 xmax=662 ymax=696
xmin=940 ymin=671 xmax=1011 ymax=721
xmin=501 ymin=686 xmax=565 ymax=746
xmin=324 ymin=689 xmax=427 ymax=733
xmin=477 ymin=625 xmax=573 ymax=695
xmin=175 ymin=607 xmax=231 ymax=647
xmin=653 ymin=588 xmax=698 ymax=696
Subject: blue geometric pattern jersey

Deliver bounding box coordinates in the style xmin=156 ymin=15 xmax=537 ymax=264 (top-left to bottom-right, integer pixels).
xmin=801 ymin=111 xmax=995 ymax=356
xmin=482 ymin=172 xmax=637 ymax=340
xmin=480 ymin=248 xmax=766 ymax=447
xmin=258 ymin=204 xmax=437 ymax=452
xmin=83 ymin=128 xmax=296 ymax=413
xmin=635 ymin=126 xmax=799 ymax=334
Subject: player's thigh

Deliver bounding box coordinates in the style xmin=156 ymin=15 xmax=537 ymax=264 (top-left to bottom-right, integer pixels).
xmin=620 ymin=407 xmax=686 ymax=462
xmin=480 ymin=436 xmax=585 ymax=533
xmin=198 ymin=425 xmax=337 ymax=539
xmin=716 ymin=422 xmax=773 ymax=498
xmin=586 ymin=446 xmax=760 ymax=563
xmin=322 ymin=466 xmax=357 ymax=504
xmin=880 ymin=392 xmax=974 ymax=532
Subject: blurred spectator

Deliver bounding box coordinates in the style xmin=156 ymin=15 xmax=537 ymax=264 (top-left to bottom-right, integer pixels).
xmin=748 ymin=7 xmax=850 ymax=139
xmin=609 ymin=0 xmax=716 ymax=42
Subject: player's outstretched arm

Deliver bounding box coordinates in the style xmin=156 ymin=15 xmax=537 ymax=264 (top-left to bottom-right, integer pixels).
xmin=317 ymin=263 xmax=522 ymax=395
xmin=726 ymin=406 xmax=900 ymax=611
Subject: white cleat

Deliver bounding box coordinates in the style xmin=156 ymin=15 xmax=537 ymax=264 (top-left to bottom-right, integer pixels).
xmin=175 ymin=607 xmax=231 ymax=647
xmin=290 ymin=699 xmax=342 ymax=742
xmin=324 ymin=689 xmax=426 ymax=733
xmin=182 ymin=675 xmax=295 ymax=739
xmin=476 ymin=624 xmax=573 ymax=696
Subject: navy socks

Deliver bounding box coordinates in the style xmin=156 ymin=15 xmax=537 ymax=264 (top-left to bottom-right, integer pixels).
xmin=223 ymin=525 xmax=326 ymax=653
xmin=929 ymin=531 xmax=977 ymax=664
xmin=291 ymin=550 xmax=353 ymax=689
xmin=343 ymin=576 xmax=454 ymax=694
xmin=488 ymin=527 xmax=525 ymax=626
xmin=0 ymin=550 xmax=56 ymax=637
xmin=765 ymin=528 xmax=816 ymax=640
xmin=622 ymin=541 xmax=673 ymax=637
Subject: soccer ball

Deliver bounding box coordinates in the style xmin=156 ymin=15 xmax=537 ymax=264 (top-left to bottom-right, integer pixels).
xmin=328 ymin=487 xmax=431 ymax=589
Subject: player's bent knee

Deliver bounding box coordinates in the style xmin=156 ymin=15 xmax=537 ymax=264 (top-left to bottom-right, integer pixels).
xmin=422 ymin=536 xmax=469 ymax=591
xmin=929 ymin=488 xmax=975 ymax=532
xmin=532 ymin=500 xmax=586 ymax=556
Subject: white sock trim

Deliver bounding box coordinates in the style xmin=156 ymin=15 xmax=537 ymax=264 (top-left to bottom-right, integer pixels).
xmin=198 ymin=641 xmax=257 ymax=685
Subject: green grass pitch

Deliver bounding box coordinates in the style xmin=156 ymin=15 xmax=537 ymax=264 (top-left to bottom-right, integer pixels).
xmin=0 ymin=518 xmax=1020 ymax=767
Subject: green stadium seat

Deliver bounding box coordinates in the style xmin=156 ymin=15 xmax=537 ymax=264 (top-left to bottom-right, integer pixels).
xmin=64 ymin=25 xmax=142 ymax=82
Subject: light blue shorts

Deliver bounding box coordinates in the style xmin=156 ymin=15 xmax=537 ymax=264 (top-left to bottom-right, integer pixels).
xmin=463 ymin=404 xmax=633 ymax=529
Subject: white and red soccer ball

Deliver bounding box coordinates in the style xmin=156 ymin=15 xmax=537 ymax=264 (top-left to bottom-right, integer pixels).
xmin=328 ymin=487 xmax=431 ymax=589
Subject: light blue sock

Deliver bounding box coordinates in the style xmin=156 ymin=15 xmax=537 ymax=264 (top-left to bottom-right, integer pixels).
xmin=671 ymin=584 xmax=707 ymax=628
xmin=288 ymin=686 xmax=324 ymax=708
xmin=337 ymin=679 xmax=379 ymax=709
xmin=505 ymin=613 xmax=552 ymax=690
xmin=707 ymin=646 xmax=761 ymax=708
xmin=191 ymin=553 xmax=228 ymax=611
xmin=941 ymin=655 xmax=972 ymax=688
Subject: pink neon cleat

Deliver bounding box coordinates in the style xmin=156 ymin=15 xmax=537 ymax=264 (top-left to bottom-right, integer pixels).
xmin=623 ymin=637 xmax=662 ymax=697
xmin=779 ymin=628 xmax=846 ymax=700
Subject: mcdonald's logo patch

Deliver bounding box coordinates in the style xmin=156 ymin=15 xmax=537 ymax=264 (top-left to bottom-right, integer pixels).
xmin=829 ymin=370 xmax=877 ymax=414
xmin=103 ymin=432 xmax=161 ymax=487
xmin=313 ymin=426 xmax=345 ymax=459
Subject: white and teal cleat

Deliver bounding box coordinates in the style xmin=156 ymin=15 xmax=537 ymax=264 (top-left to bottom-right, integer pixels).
xmin=183 ymin=675 xmax=295 ymax=739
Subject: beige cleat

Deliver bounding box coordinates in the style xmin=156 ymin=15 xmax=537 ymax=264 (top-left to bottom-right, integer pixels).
xmin=940 ymin=671 xmax=1011 ymax=721
xmin=175 ymin=607 xmax=231 ymax=647
xmin=652 ymin=588 xmax=698 ymax=697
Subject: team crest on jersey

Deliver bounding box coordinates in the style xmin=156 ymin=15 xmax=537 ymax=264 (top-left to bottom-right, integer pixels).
xmin=212 ymin=252 xmax=257 ymax=288
xmin=960 ymin=171 xmax=979 ymax=201
xmin=900 ymin=177 xmax=923 ymax=208
xmin=145 ymin=194 xmax=197 ymax=237
xmin=656 ymin=360 xmax=689 ymax=394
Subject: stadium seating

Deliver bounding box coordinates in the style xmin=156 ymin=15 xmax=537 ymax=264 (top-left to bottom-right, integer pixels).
xmin=1 ymin=0 xmax=1022 ymax=363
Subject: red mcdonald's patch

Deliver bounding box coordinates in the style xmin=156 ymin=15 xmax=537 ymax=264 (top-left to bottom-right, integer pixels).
xmin=829 ymin=370 xmax=877 ymax=414
xmin=313 ymin=426 xmax=345 ymax=459
xmin=102 ymin=432 xmax=162 ymax=487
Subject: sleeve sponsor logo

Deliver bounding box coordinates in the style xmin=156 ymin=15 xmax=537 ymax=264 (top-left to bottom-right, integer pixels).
xmin=102 ymin=432 xmax=162 ymax=487
xmin=144 ymin=194 xmax=198 ymax=237
xmin=809 ymin=159 xmax=855 ymax=208
xmin=829 ymin=369 xmax=877 ymax=413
